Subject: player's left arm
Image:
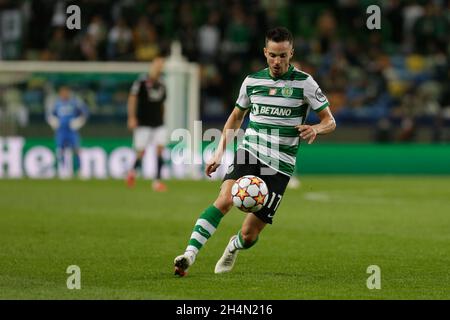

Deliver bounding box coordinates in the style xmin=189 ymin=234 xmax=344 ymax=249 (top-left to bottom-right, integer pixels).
xmin=297 ymin=107 xmax=336 ymax=144
xmin=46 ymin=104 xmax=60 ymax=130
xmin=70 ymin=99 xmax=89 ymax=130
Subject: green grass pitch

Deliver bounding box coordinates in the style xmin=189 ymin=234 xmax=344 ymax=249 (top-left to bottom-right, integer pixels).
xmin=0 ymin=176 xmax=449 ymax=299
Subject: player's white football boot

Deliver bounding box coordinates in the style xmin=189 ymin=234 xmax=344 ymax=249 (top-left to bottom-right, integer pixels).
xmin=214 ymin=235 xmax=239 ymax=274
xmin=174 ymin=253 xmax=195 ymax=277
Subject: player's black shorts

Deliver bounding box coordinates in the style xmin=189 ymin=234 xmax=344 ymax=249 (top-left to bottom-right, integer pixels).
xmin=223 ymin=148 xmax=291 ymax=224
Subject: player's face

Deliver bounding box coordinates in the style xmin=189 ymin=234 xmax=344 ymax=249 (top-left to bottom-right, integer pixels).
xmin=59 ymin=87 xmax=70 ymax=100
xmin=149 ymin=57 xmax=165 ymax=80
xmin=264 ymin=40 xmax=294 ymax=78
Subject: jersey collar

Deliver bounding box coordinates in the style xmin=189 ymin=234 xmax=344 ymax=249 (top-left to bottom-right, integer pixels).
xmin=268 ymin=64 xmax=294 ymax=81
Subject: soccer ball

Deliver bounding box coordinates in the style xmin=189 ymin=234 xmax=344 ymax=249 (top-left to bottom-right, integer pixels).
xmin=231 ymin=175 xmax=269 ymax=213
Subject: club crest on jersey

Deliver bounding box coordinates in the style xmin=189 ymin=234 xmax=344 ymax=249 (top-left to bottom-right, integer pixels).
xmin=281 ymin=85 xmax=293 ymax=98
xmin=251 ymin=104 xmax=260 ymax=115
xmin=147 ymin=87 xmax=164 ymax=101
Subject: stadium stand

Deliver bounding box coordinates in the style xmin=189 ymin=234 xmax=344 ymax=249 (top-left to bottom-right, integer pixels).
xmin=0 ymin=0 xmax=448 ymax=141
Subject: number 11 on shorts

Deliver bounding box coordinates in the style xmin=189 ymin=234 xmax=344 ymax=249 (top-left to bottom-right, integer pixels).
xmin=267 ymin=192 xmax=282 ymax=211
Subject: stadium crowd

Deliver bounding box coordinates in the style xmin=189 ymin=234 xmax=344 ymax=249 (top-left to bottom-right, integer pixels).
xmin=0 ymin=0 xmax=449 ymax=141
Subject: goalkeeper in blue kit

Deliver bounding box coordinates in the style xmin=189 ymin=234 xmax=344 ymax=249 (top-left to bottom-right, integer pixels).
xmin=46 ymin=85 xmax=89 ymax=175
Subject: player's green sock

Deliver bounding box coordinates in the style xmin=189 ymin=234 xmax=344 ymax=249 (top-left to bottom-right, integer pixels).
xmin=185 ymin=205 xmax=224 ymax=259
xmin=228 ymin=230 xmax=258 ymax=253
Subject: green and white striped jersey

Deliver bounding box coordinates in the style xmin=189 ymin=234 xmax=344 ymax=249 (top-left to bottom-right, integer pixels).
xmin=235 ymin=65 xmax=329 ymax=177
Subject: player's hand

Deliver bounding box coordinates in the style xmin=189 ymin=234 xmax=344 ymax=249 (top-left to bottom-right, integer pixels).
xmin=296 ymin=125 xmax=318 ymax=144
xmin=205 ymin=158 xmax=221 ymax=178
xmin=127 ymin=117 xmax=137 ymax=130
xmin=70 ymin=119 xmax=83 ymax=130
xmin=48 ymin=118 xmax=59 ymax=130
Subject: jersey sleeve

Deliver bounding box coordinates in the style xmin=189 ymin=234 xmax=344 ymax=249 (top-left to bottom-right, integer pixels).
xmin=304 ymin=76 xmax=329 ymax=112
xmin=130 ymin=79 xmax=140 ymax=95
xmin=235 ymin=77 xmax=250 ymax=110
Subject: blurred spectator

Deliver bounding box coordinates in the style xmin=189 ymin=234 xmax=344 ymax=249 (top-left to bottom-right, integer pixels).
xmin=197 ymin=11 xmax=221 ymax=63
xmin=346 ymin=69 xmax=369 ymax=109
xmin=395 ymin=82 xmax=442 ymax=142
xmin=222 ymin=4 xmax=251 ymax=57
xmin=50 ymin=1 xmax=67 ymax=28
xmin=1 ymin=0 xmax=448 ymax=142
xmin=84 ymin=15 xmax=107 ymax=60
xmin=26 ymin=0 xmax=54 ymax=53
xmin=145 ymin=1 xmax=166 ymax=35
xmin=317 ymin=9 xmax=337 ymax=54
xmin=260 ymin=0 xmax=288 ymax=28
xmin=87 ymin=14 xmax=107 ymax=41
xmin=107 ymin=17 xmax=133 ymax=60
xmin=385 ymin=0 xmax=404 ymax=45
xmin=200 ymin=63 xmax=225 ymax=119
xmin=412 ymin=3 xmax=449 ymax=55
xmin=0 ymin=5 xmax=23 ymax=59
xmin=133 ymin=16 xmax=160 ymax=61
xmin=43 ymin=28 xmax=71 ymax=60
xmin=176 ymin=2 xmax=198 ymax=61
xmin=435 ymin=69 xmax=450 ymax=141
xmin=396 ymin=93 xmax=418 ymax=142
xmin=0 ymin=87 xmax=28 ymax=135
xmin=80 ymin=33 xmax=99 ymax=61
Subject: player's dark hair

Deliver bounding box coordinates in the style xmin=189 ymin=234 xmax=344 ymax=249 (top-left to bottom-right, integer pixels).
xmin=265 ymin=27 xmax=293 ymax=45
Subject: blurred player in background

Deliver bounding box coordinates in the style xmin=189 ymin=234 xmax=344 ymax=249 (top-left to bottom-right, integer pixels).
xmin=46 ymin=85 xmax=89 ymax=175
xmin=174 ymin=27 xmax=336 ymax=277
xmin=126 ymin=57 xmax=167 ymax=192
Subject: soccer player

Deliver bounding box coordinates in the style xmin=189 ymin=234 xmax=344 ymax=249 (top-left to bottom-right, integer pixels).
xmin=126 ymin=57 xmax=167 ymax=192
xmin=46 ymin=85 xmax=88 ymax=175
xmin=173 ymin=27 xmax=336 ymax=276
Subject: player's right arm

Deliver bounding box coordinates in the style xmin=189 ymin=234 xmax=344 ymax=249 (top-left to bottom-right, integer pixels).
xmin=206 ymin=77 xmax=250 ymax=177
xmin=127 ymin=79 xmax=140 ymax=130
xmin=127 ymin=95 xmax=138 ymax=130
xmin=205 ymin=107 xmax=248 ymax=177
xmin=46 ymin=101 xmax=59 ymax=130
xmin=296 ymin=76 xmax=336 ymax=144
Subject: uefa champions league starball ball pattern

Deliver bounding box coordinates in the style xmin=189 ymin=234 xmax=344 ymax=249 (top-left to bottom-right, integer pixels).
xmin=231 ymin=175 xmax=269 ymax=213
